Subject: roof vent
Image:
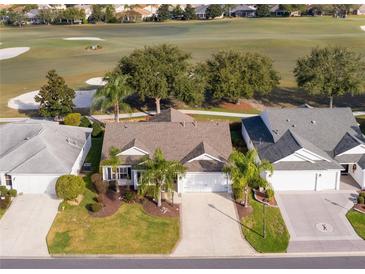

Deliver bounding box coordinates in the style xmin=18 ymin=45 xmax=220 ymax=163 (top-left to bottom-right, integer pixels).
xmin=24 ymin=137 xmax=30 ymax=140
xmin=311 ymin=120 xmax=316 ymax=124
xmin=286 ymin=119 xmax=290 ymax=122
xmin=292 ymin=124 xmax=296 ymax=128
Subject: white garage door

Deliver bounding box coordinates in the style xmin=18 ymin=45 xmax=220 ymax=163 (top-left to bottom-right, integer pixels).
xmin=12 ymin=175 xmax=58 ymax=194
xmin=181 ymin=172 xmax=228 ymax=193
xmin=267 ymin=170 xmax=338 ymax=191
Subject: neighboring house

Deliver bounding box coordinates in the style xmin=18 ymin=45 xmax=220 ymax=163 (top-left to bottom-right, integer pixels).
xmin=242 ymin=107 xmax=365 ymax=191
xmin=195 ymin=4 xmax=224 ymax=19
xmin=25 ymin=8 xmax=40 ymax=24
xmin=231 ymin=4 xmax=256 ymax=17
xmin=74 ymin=4 xmax=92 ymax=20
xmin=270 ymin=5 xmax=301 ymax=17
xmin=354 ymin=4 xmax=365 ymax=15
xmin=101 ymin=108 xmax=232 ymax=193
xmin=0 ymin=120 xmax=92 ymax=194
xmin=118 ymin=7 xmax=152 ymax=22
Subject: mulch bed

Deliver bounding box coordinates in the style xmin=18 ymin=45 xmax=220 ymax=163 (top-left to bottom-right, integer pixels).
xmin=253 ymin=190 xmax=278 ymax=207
xmin=141 ymin=197 xmax=180 ymax=218
xmin=88 ymin=191 xmax=122 ymax=218
xmin=354 ymin=204 xmax=365 ymax=214
xmin=235 ymin=201 xmax=253 ymax=220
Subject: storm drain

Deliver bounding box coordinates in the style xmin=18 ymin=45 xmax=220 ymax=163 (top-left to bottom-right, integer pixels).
xmin=315 ymin=223 xmax=334 ymax=233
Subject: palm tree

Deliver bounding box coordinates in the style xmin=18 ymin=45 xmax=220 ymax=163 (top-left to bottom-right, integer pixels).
xmin=138 ymin=148 xmax=186 ymax=207
xmin=93 ymin=72 xmax=132 ymax=122
xmin=224 ymin=149 xmax=273 ymax=208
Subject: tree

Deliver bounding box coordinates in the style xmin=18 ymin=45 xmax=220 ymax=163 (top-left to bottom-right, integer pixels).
xmin=138 ymin=148 xmax=186 ymax=207
xmin=7 ymin=10 xmax=26 ymax=27
xmin=256 ymin=5 xmax=271 ymax=17
xmin=294 ymin=47 xmax=365 ymax=108
xmin=105 ymin=5 xmax=116 ymax=23
xmin=172 ymin=4 xmax=184 ymax=19
xmin=93 ymin=71 xmax=132 ymax=122
xmin=205 ymin=4 xmax=223 ymax=19
xmin=183 ymin=4 xmax=195 ymax=20
xmin=157 ymin=4 xmax=171 ymax=21
xmin=119 ymin=44 xmax=191 ymax=113
xmin=38 ymin=9 xmax=56 ymax=24
xmin=56 ymin=175 xmax=85 ymax=201
xmin=91 ymin=4 xmax=103 ymax=22
xmin=206 ymin=50 xmax=280 ymax=103
xmin=224 ymin=150 xmax=273 ymax=208
xmin=64 ymin=113 xmax=81 ymax=126
xmin=34 ymin=70 xmax=75 ymax=119
xmin=223 ymin=4 xmax=235 ymax=17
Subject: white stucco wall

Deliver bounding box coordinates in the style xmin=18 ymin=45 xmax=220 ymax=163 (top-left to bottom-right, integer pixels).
xmin=178 ymin=172 xmax=230 ymax=193
xmin=71 ymin=133 xmax=92 ymax=175
xmin=265 ymin=169 xmax=340 ymax=191
xmin=339 ymin=145 xmax=365 ymax=156
xmin=10 ymin=174 xmax=59 ymax=194
xmin=348 ymin=163 xmax=365 ymax=189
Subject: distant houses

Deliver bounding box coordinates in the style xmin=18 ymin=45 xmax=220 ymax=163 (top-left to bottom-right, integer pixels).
xmin=231 ymin=4 xmax=256 ymax=18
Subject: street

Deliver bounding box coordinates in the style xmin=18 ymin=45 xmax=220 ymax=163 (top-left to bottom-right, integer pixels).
xmin=1 ymin=256 xmax=365 ymax=269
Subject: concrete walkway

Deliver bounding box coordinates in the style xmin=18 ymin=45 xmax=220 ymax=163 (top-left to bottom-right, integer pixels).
xmin=0 ymin=194 xmax=60 ymax=257
xmin=172 ymin=193 xmax=254 ymax=257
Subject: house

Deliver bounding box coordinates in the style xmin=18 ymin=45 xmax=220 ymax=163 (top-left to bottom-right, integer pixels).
xmin=270 ymin=5 xmax=301 ymax=17
xmin=74 ymin=4 xmax=92 ymax=20
xmin=195 ymin=4 xmax=224 ymax=19
xmin=101 ymin=108 xmax=232 ymax=193
xmin=231 ymin=4 xmax=256 ymax=17
xmin=117 ymin=7 xmax=153 ymax=22
xmin=242 ymin=107 xmax=365 ymax=191
xmin=0 ymin=120 xmax=92 ymax=194
xmin=354 ymin=4 xmax=365 ymax=15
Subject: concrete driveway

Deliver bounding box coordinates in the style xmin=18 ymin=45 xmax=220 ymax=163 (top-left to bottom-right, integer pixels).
xmin=172 ymin=193 xmax=253 ymax=257
xmin=0 ymin=194 xmax=60 ymax=257
xmin=276 ymin=191 xmax=365 ymax=252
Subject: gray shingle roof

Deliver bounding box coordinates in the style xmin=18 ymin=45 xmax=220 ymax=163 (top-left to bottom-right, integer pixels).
xmin=335 ymin=153 xmax=364 ymax=164
xmin=102 ymin=119 xmax=232 ymax=172
xmin=358 ymin=155 xmax=365 ymax=169
xmin=0 ymin=120 xmax=92 ymax=174
xmin=333 ymin=132 xmax=361 ymax=156
xmin=148 ymin=108 xmax=195 ymax=123
xmin=274 ymin=161 xmax=343 ymax=171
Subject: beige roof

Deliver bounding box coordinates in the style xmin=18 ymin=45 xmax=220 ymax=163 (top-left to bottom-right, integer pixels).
xmin=102 ymin=116 xmax=232 ymax=172
xmin=148 ymin=108 xmax=195 ymax=123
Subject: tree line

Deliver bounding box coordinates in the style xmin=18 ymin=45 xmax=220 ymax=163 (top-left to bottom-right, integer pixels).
xmin=35 ymin=45 xmax=365 ymax=121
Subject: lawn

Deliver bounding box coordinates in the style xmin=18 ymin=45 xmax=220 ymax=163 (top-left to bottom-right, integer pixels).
xmin=47 ymin=176 xmax=180 ymax=254
xmin=241 ymin=193 xmax=290 ymax=253
xmin=84 ymin=136 xmax=103 ymax=173
xmin=346 ymin=209 xmax=365 ymax=240
xmin=1 ymin=16 xmax=365 ymax=117
xmin=0 ymin=208 xmax=6 ymax=219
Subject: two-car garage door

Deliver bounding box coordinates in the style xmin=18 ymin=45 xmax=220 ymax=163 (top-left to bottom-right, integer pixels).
xmin=11 ymin=175 xmax=58 ymax=195
xmin=180 ymin=172 xmax=229 ymax=193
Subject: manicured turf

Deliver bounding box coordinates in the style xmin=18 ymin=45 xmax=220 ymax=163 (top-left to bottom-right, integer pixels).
xmin=0 ymin=208 xmax=6 ymax=219
xmin=47 ymin=176 xmax=179 ymax=254
xmin=241 ymin=193 xmax=290 ymax=253
xmin=346 ymin=209 xmax=365 ymax=240
xmin=1 ymin=17 xmax=365 ymax=117
xmin=84 ymin=136 xmax=103 ymax=172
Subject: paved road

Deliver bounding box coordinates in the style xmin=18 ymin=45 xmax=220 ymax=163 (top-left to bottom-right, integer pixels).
xmin=173 ymin=193 xmax=253 ymax=257
xmin=1 ymin=256 xmax=365 ymax=269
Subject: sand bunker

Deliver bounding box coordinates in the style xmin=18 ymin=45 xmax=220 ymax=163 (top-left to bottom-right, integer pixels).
xmin=0 ymin=47 xmax=30 ymax=60
xmin=85 ymin=77 xmax=107 ymax=86
xmin=361 ymin=26 xmax=365 ymax=31
xmin=63 ymin=37 xmax=104 ymax=41
xmin=8 ymin=89 xmax=97 ymax=110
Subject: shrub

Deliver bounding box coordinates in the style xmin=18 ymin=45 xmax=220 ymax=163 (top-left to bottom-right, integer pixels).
xmin=233 ymin=186 xmax=243 ymax=201
xmin=92 ymin=122 xmax=103 ymax=137
xmin=64 ymin=113 xmax=81 ymax=126
xmin=94 ymin=180 xmax=108 ymax=194
xmin=79 ymin=116 xmax=91 ymax=128
xmin=0 ymin=186 xmax=7 ymax=196
xmin=90 ymin=202 xmax=103 ymax=212
xmin=96 ymin=194 xmax=104 ymax=204
xmin=0 ymin=196 xmax=11 ymax=209
xmin=55 ymin=175 xmax=85 ymax=201
xmin=358 ymin=196 xmax=365 ymax=205
xmin=91 ymin=173 xmax=102 ymax=184
xmin=124 ymin=191 xmax=135 ymax=203
xmin=359 ymin=192 xmax=365 ymax=198
xmin=8 ymin=189 xmax=17 ymax=197
xmin=266 ymin=188 xmax=274 ymax=200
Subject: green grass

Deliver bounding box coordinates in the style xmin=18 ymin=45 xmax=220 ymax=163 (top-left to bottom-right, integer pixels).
xmin=356 ymin=115 xmax=365 ymax=134
xmin=1 ymin=17 xmax=365 ymax=117
xmin=241 ymin=193 xmax=290 ymax=253
xmin=0 ymin=208 xmax=6 ymax=219
xmin=191 ymin=114 xmax=242 ymax=122
xmin=346 ymin=209 xmax=365 ymax=240
xmin=84 ymin=136 xmax=103 ymax=172
xmin=47 ymin=175 xmax=179 ymax=254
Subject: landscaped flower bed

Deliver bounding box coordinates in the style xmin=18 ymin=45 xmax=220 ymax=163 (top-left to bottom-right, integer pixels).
xmin=253 ymin=189 xmax=278 ymax=207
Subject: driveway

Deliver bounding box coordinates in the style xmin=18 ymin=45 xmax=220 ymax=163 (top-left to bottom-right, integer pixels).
xmin=276 ymin=191 xmax=365 ymax=252
xmin=0 ymin=194 xmax=60 ymax=257
xmin=172 ymin=193 xmax=253 ymax=257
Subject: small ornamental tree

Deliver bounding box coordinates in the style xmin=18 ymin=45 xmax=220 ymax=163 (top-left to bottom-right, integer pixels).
xmin=256 ymin=5 xmax=271 ymax=17
xmin=64 ymin=113 xmax=81 ymax=126
xmin=206 ymin=4 xmax=223 ymax=19
xmin=183 ymin=4 xmax=196 ymax=20
xmin=157 ymin=4 xmax=171 ymax=21
xmin=92 ymin=122 xmax=104 ymax=137
xmin=55 ymin=175 xmax=85 ymax=201
xmin=34 ymin=70 xmax=75 ymax=120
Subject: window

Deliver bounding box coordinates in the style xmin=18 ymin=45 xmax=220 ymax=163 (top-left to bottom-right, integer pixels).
xmin=116 ymin=167 xmax=131 ymax=179
xmin=5 ymin=175 xmax=12 ymax=186
xmin=104 ymin=166 xmax=131 ymax=180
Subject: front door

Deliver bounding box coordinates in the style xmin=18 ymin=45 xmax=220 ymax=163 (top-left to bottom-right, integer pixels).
xmin=341 ymin=164 xmax=349 ymax=175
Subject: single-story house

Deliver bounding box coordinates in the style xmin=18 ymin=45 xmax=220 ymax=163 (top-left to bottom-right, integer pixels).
xmin=242 ymin=107 xmax=365 ymax=191
xmin=195 ymin=4 xmax=224 ymax=20
xmin=0 ymin=120 xmax=92 ymax=194
xmin=270 ymin=5 xmax=301 ymax=17
xmin=117 ymin=8 xmax=153 ymax=22
xmin=354 ymin=4 xmax=365 ymax=15
xmin=101 ymin=108 xmax=232 ymax=193
xmin=231 ymin=4 xmax=256 ymax=17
